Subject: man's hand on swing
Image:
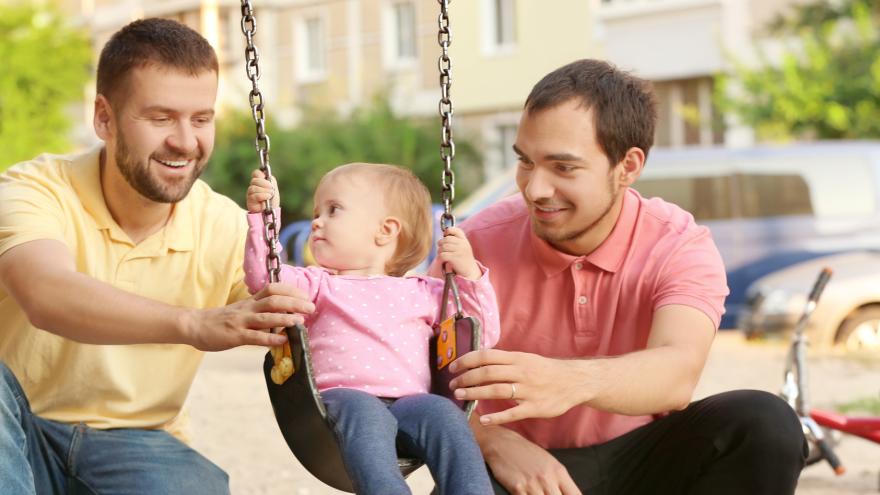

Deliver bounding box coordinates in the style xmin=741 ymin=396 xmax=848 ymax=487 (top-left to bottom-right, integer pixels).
xmin=436 ymin=227 xmax=481 ymax=280
xmin=449 ymin=349 xmax=583 ymax=425
xmin=183 ymin=283 xmax=314 ymax=352
xmin=247 ymin=169 xmax=280 ymax=213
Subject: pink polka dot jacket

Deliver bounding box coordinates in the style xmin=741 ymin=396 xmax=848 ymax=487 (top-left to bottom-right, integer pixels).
xmin=244 ymin=212 xmax=501 ymax=398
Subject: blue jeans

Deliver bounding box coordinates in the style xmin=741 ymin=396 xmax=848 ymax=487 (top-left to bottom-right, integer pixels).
xmin=0 ymin=362 xmax=229 ymax=495
xmin=322 ymin=388 xmax=492 ymax=495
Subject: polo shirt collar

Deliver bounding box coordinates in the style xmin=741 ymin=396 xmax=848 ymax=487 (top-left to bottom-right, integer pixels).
xmin=163 ymin=200 xmax=194 ymax=252
xmin=530 ymin=188 xmax=639 ymax=277
xmin=69 ymin=145 xmax=194 ymax=252
xmin=69 ymin=146 xmax=117 ymax=233
xmin=584 ymin=188 xmax=639 ymax=273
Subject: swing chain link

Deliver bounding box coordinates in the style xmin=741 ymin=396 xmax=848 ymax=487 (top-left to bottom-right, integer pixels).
xmin=241 ymin=0 xmax=281 ymax=284
xmin=437 ymin=0 xmax=464 ymax=319
xmin=438 ymin=0 xmax=455 ymax=231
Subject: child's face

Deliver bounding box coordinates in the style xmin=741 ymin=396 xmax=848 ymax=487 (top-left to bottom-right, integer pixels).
xmin=309 ymin=173 xmax=390 ymax=273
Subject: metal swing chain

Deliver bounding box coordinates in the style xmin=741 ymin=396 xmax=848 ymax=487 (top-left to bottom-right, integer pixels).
xmin=241 ymin=1 xmax=293 ymax=386
xmin=438 ymin=0 xmax=456 ymax=232
xmin=241 ymin=0 xmax=281 ymax=284
xmin=437 ymin=0 xmax=464 ymax=318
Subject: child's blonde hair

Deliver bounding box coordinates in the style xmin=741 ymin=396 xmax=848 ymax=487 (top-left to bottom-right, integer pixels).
xmin=318 ymin=163 xmax=433 ymax=277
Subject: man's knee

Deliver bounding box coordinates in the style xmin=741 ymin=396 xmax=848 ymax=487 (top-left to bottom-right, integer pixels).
xmin=710 ymin=390 xmax=806 ymax=464
xmin=79 ymin=429 xmax=230 ymax=495
xmin=137 ymin=456 xmax=229 ymax=495
xmin=724 ymin=390 xmax=801 ymax=432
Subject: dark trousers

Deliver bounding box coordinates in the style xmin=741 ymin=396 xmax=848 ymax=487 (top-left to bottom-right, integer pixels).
xmin=491 ymin=390 xmax=807 ymax=495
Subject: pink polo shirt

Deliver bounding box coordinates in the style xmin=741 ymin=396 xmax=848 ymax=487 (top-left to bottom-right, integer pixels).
xmin=453 ymin=188 xmax=727 ymax=449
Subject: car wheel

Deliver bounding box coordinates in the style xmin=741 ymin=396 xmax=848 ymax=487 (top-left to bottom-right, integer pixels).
xmin=836 ymin=307 xmax=880 ymax=352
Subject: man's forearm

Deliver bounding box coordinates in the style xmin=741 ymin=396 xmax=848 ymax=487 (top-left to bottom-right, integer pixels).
xmin=570 ymin=305 xmax=715 ymax=416
xmin=0 ymin=240 xmax=192 ymax=345
xmin=13 ymin=268 xmax=192 ymax=345
xmin=569 ymin=345 xmax=703 ymax=416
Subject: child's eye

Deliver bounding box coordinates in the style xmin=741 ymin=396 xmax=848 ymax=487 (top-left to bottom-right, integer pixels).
xmin=329 ymin=205 xmax=339 ymax=215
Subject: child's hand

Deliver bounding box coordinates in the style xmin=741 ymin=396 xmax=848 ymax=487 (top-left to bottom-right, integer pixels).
xmin=247 ymin=170 xmax=280 ymax=213
xmin=436 ymin=227 xmax=481 ymax=280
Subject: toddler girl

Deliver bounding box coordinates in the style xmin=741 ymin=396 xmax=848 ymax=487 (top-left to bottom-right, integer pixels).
xmin=244 ymin=163 xmax=499 ymax=495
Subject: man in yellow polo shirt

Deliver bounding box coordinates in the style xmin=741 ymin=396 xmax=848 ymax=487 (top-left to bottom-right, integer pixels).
xmin=0 ymin=19 xmax=312 ymax=494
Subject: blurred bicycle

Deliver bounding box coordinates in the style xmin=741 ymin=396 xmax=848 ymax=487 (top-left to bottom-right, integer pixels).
xmin=779 ymin=267 xmax=880 ymax=489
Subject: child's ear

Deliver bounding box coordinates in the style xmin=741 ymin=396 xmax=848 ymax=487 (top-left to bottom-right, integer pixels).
xmin=376 ymin=216 xmax=402 ymax=246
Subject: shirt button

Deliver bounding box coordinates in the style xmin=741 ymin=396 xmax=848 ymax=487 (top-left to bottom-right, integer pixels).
xmin=574 ymin=262 xmax=583 ymax=270
xmin=578 ymin=296 xmax=588 ymax=305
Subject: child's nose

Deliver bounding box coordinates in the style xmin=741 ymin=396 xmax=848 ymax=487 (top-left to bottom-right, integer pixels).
xmin=311 ymin=219 xmax=320 ymax=231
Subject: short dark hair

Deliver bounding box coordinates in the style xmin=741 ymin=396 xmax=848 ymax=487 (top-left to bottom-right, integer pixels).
xmin=524 ymin=59 xmax=657 ymax=165
xmin=96 ymin=18 xmax=218 ymax=107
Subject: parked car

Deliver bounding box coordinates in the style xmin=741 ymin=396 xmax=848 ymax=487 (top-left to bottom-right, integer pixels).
xmin=739 ymin=250 xmax=880 ymax=352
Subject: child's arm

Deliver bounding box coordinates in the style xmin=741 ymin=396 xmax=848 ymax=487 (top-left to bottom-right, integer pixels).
xmin=245 ymin=209 xmax=323 ymax=302
xmin=245 ymin=169 xmax=282 ymax=293
xmin=244 ymin=172 xmax=316 ymax=298
xmin=434 ymin=228 xmax=501 ymax=348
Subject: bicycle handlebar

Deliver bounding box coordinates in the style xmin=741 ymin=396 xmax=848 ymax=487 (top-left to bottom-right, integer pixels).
xmin=807 ymin=268 xmax=832 ymax=303
xmin=815 ymin=437 xmax=846 ymax=475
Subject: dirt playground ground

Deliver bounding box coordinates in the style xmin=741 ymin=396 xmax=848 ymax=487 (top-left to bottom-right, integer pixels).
xmin=185 ymin=332 xmax=880 ymax=494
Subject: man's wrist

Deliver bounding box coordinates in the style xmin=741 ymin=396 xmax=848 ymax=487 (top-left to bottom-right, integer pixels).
xmin=474 ymin=423 xmax=515 ymax=460
xmin=567 ymin=358 xmax=602 ymax=408
xmin=175 ymin=307 xmax=198 ymax=347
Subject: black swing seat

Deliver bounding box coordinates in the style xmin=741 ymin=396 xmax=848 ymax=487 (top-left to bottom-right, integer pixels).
xmin=263 ymin=318 xmax=480 ymax=493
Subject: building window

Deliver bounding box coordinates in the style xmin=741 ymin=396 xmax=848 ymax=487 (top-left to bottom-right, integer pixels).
xmin=484 ymin=122 xmax=518 ymax=178
xmin=383 ymin=1 xmax=418 ymax=69
xmin=482 ymin=0 xmax=516 ymax=54
xmin=653 ymin=77 xmax=723 ymax=148
xmin=393 ymin=2 xmax=417 ymax=60
xmin=497 ymin=123 xmax=518 ymax=171
xmin=296 ymin=16 xmax=327 ymax=82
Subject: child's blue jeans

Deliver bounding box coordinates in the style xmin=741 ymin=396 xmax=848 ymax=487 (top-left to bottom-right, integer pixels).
xmin=322 ymin=387 xmax=492 ymax=495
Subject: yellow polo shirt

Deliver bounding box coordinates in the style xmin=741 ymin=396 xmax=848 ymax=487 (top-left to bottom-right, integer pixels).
xmin=0 ymin=147 xmax=250 ymax=431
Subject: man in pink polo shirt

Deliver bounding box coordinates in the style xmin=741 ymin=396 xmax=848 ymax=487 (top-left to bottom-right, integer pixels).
xmin=439 ymin=60 xmax=806 ymax=494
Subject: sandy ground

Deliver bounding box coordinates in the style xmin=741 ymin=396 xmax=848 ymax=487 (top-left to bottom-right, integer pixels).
xmin=186 ymin=332 xmax=880 ymax=494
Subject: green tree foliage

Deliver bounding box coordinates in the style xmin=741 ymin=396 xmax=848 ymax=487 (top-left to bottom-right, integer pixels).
xmin=716 ymin=0 xmax=880 ymax=140
xmin=0 ymin=4 xmax=91 ymax=169
xmin=206 ymin=96 xmax=483 ymax=222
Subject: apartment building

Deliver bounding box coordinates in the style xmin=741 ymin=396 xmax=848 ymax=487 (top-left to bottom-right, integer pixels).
xmin=596 ymin=0 xmax=803 ymax=148
xmin=48 ymin=0 xmax=803 ymax=177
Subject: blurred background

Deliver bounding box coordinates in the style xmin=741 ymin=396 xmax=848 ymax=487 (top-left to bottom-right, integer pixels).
xmin=2 ymin=0 xmax=879 ymax=493
xmin=8 ymin=0 xmax=879 ymax=212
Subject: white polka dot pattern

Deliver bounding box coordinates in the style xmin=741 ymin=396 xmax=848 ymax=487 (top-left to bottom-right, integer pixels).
xmin=244 ymin=211 xmax=502 ymax=398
